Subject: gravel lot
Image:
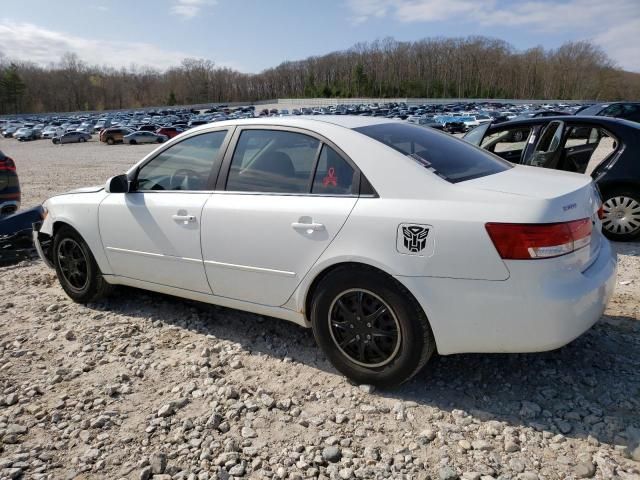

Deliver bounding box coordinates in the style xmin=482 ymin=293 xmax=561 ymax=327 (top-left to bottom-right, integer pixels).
xmin=0 ymin=137 xmax=639 ymax=480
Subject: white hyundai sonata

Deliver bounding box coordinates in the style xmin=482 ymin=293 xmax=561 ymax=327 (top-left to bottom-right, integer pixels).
xmin=34 ymin=116 xmax=617 ymax=387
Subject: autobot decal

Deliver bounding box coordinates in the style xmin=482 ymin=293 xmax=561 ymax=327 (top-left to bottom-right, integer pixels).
xmin=402 ymin=225 xmax=429 ymax=252
xmin=396 ymin=223 xmax=434 ymax=256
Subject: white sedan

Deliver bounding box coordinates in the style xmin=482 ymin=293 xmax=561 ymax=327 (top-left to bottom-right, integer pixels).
xmin=123 ymin=131 xmax=168 ymax=145
xmin=33 ymin=116 xmax=617 ymax=387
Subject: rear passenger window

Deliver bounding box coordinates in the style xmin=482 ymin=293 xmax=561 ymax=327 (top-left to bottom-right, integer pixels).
xmin=226 ymin=130 xmax=320 ymax=193
xmin=312 ymin=146 xmax=356 ymax=195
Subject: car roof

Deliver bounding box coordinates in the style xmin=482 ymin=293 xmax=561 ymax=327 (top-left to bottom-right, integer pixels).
xmin=187 ymin=115 xmax=401 ymax=133
xmin=493 ymin=115 xmax=640 ymax=130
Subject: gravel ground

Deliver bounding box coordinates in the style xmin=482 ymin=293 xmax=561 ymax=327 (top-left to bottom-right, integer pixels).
xmin=0 ymin=137 xmax=639 ymax=480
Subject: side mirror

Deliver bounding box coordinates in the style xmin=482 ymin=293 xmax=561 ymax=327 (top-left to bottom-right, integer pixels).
xmin=105 ymin=174 xmax=130 ymax=193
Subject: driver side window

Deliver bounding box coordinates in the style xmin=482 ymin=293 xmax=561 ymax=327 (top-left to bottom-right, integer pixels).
xmin=136 ymin=131 xmax=227 ymax=191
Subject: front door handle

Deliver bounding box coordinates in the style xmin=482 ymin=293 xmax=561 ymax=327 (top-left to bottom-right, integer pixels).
xmin=291 ymin=221 xmax=325 ymax=233
xmin=172 ymin=214 xmax=196 ymax=224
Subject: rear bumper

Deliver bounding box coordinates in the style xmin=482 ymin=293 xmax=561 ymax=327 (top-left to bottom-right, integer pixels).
xmin=396 ymin=239 xmax=617 ymax=355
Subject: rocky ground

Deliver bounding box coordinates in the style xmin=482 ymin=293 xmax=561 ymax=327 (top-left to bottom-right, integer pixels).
xmin=0 ymin=138 xmax=639 ymax=480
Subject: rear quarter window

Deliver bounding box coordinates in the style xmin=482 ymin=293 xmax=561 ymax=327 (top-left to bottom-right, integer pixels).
xmin=354 ymin=123 xmax=511 ymax=183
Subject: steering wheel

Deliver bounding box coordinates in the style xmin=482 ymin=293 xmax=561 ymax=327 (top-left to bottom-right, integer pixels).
xmin=169 ymin=168 xmax=200 ymax=190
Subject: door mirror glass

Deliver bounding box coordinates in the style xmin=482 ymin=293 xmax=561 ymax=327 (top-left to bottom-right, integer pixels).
xmin=105 ymin=174 xmax=129 ymax=193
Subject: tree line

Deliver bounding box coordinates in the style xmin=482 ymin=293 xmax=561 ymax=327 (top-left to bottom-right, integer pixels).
xmin=0 ymin=36 xmax=638 ymax=114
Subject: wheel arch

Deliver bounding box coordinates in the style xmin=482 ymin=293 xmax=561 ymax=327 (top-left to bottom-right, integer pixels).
xmin=301 ymin=260 xmax=440 ymax=352
xmin=49 ymin=215 xmax=113 ymax=275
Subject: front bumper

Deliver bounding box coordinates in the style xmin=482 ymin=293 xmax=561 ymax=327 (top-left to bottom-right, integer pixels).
xmin=32 ymin=222 xmax=54 ymax=268
xmin=396 ymin=238 xmax=617 ymax=355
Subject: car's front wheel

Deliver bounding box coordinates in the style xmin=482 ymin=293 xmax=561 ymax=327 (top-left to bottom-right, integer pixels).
xmin=310 ymin=267 xmax=435 ymax=388
xmin=601 ymin=189 xmax=640 ymax=241
xmin=53 ymin=226 xmax=112 ymax=303
xmin=106 ymin=137 xmax=114 ymax=145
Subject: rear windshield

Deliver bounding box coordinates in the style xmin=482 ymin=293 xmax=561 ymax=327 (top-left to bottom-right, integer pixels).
xmin=354 ymin=123 xmax=512 ymax=183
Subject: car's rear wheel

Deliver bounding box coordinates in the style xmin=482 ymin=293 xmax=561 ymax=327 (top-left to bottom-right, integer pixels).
xmin=53 ymin=226 xmax=112 ymax=303
xmin=129 ymin=139 xmax=136 ymax=145
xmin=310 ymin=267 xmax=435 ymax=388
xmin=79 ymin=138 xmax=86 ymax=143
xmin=157 ymin=138 xmax=164 ymax=143
xmin=52 ymin=139 xmax=59 ymax=144
xmin=601 ymin=189 xmax=640 ymax=241
xmin=107 ymin=137 xmax=114 ymax=145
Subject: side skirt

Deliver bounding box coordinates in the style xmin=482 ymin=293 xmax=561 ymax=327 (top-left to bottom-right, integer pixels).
xmin=103 ymin=274 xmax=310 ymax=328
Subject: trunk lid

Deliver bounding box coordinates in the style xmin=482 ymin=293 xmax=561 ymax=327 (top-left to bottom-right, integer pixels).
xmin=463 ymin=165 xmax=603 ymax=270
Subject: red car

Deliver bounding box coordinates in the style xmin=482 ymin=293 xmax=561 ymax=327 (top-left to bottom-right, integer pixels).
xmin=0 ymin=151 xmax=20 ymax=216
xmin=156 ymin=127 xmax=184 ymax=139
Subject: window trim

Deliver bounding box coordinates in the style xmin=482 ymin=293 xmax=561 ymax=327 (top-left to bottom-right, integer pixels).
xmin=216 ymin=125 xmax=373 ymax=197
xmin=130 ymin=127 xmax=234 ymax=193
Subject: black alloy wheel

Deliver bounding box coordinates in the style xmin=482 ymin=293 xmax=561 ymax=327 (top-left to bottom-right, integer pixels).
xmin=328 ymin=288 xmax=401 ymax=368
xmin=56 ymin=237 xmax=89 ymax=293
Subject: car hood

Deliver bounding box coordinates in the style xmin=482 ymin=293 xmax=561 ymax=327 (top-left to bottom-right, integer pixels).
xmin=62 ymin=185 xmax=104 ymax=195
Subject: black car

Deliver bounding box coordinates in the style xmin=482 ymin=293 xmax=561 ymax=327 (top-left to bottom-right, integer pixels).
xmin=574 ymin=102 xmax=640 ymax=123
xmin=513 ymin=110 xmax=571 ymax=120
xmin=442 ymin=120 xmax=466 ymax=133
xmin=463 ymin=116 xmax=640 ymax=241
xmin=0 ymin=151 xmax=20 ymax=217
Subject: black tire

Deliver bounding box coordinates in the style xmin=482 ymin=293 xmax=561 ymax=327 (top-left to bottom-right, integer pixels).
xmin=106 ymin=137 xmax=114 ymax=145
xmin=310 ymin=266 xmax=435 ymax=388
xmin=79 ymin=138 xmax=86 ymax=143
xmin=53 ymin=226 xmax=112 ymax=303
xmin=601 ymin=188 xmax=640 ymax=242
xmin=157 ymin=138 xmax=164 ymax=143
xmin=129 ymin=139 xmax=136 ymax=145
xmin=52 ymin=139 xmax=59 ymax=144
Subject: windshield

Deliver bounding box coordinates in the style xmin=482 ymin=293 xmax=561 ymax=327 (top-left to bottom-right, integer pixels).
xmin=354 ymin=123 xmax=511 ymax=183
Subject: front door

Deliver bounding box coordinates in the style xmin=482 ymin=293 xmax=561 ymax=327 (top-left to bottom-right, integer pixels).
xmin=201 ymin=128 xmax=360 ymax=306
xmin=99 ymin=129 xmax=230 ymax=293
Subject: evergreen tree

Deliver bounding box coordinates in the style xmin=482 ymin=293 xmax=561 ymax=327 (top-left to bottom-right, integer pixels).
xmin=0 ymin=64 xmax=26 ymax=114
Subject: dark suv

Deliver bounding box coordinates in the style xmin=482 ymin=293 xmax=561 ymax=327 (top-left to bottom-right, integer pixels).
xmin=0 ymin=152 xmax=20 ymax=217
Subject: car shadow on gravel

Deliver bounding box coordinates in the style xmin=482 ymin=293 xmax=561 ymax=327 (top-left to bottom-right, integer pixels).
xmin=87 ymin=286 xmax=639 ymax=447
xmin=612 ymin=240 xmax=639 ymax=257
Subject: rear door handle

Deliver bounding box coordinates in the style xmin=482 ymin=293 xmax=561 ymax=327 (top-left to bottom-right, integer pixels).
xmin=291 ymin=222 xmax=325 ymax=232
xmin=172 ymin=214 xmax=196 ymax=223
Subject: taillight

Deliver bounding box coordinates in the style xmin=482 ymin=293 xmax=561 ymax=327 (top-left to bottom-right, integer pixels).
xmin=597 ymin=204 xmax=605 ymax=220
xmin=0 ymin=157 xmax=16 ymax=172
xmin=485 ymin=218 xmax=592 ymax=260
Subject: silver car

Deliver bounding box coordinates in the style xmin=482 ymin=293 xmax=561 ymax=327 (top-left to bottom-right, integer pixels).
xmin=123 ymin=131 xmax=168 ymax=145
xmin=52 ymin=131 xmax=92 ymax=144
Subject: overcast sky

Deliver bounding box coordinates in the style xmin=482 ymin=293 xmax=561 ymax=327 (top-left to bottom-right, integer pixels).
xmin=0 ymin=0 xmax=638 ymax=72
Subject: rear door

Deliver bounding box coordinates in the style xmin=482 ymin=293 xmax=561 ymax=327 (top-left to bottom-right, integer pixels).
xmin=200 ymin=127 xmax=359 ymax=306
xmin=523 ymin=120 xmax=565 ymax=169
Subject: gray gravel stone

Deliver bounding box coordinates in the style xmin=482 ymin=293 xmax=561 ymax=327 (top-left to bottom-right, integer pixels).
xmin=150 ymin=452 xmax=167 ymax=474
xmin=322 ymin=446 xmax=342 ymax=463
xmin=440 ymin=466 xmax=459 ymax=480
